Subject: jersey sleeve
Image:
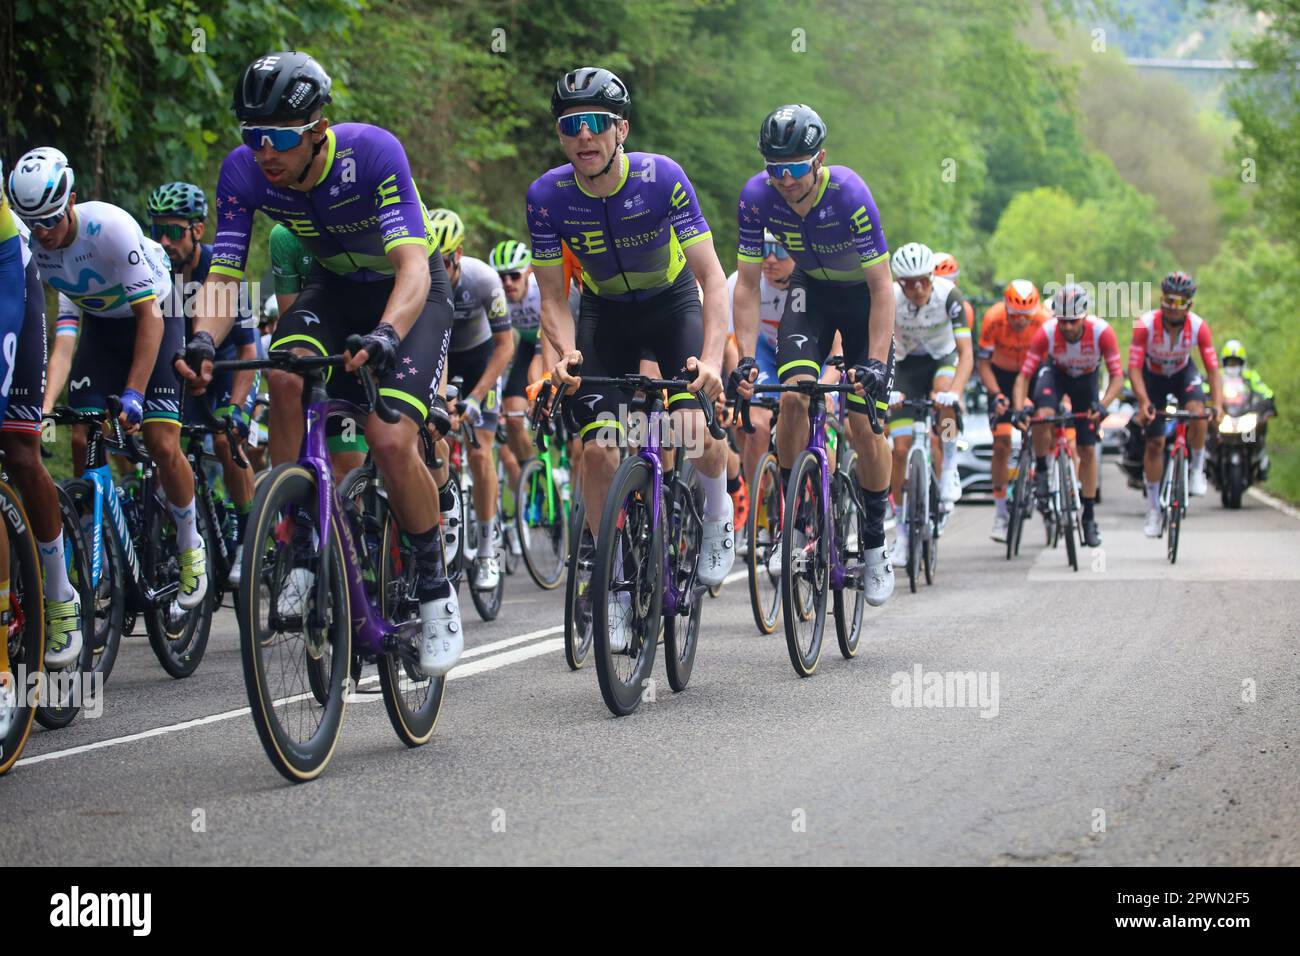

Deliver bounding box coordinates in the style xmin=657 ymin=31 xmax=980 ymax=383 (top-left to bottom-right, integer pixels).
xmin=659 ymin=156 xmax=711 ymax=252
xmin=1128 ymin=319 xmax=1148 ymax=369
xmin=211 ymin=150 xmax=258 ymax=280
xmin=977 ymin=309 xmax=999 ymax=360
xmin=526 ymin=178 xmax=563 ymax=268
xmin=838 ymin=168 xmax=889 ymax=267
xmin=362 ymin=127 xmax=428 ymax=255
xmin=736 ymin=175 xmax=767 ymax=264
xmin=1021 ymin=327 xmax=1049 ymax=378
xmin=270 ymin=225 xmax=308 ymax=294
xmin=946 ymin=287 xmax=971 ymax=341
xmin=1098 ymin=322 xmax=1122 ymax=377
xmin=1195 ymin=318 xmax=1219 ymax=371
xmin=484 ymin=271 xmax=511 ymax=334
xmin=56 ymin=294 xmax=81 ymax=337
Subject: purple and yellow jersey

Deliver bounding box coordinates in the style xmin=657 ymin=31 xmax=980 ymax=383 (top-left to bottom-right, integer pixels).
xmin=737 ymin=166 xmax=888 ymax=284
xmin=525 ymin=152 xmax=712 ymax=303
xmin=211 ymin=123 xmax=431 ymax=283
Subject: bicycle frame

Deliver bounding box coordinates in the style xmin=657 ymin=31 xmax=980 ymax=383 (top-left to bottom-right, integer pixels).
xmin=77 ymin=418 xmax=158 ymax=605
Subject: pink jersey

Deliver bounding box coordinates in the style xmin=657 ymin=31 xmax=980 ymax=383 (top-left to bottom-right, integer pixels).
xmin=1128 ymin=310 xmax=1218 ymax=377
xmin=1021 ymin=316 xmax=1122 ymax=379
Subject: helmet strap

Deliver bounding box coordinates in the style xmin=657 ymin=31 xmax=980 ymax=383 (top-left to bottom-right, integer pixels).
xmin=596 ymin=139 xmax=623 ymax=179
xmin=296 ymin=131 xmax=327 ymax=186
xmin=794 ymin=159 xmax=822 ymax=205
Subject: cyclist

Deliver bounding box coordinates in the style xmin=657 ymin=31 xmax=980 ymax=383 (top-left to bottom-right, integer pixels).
xmin=1 ymin=158 xmax=85 ymax=734
xmin=14 ymin=147 xmax=209 ymax=611
xmin=887 ymin=241 xmax=972 ymax=568
xmin=977 ymin=279 xmax=1049 ymax=541
xmin=933 ymin=251 xmax=975 ymax=331
xmin=428 ymin=208 xmax=514 ymax=592
xmin=731 ymin=103 xmax=896 ymax=603
xmin=1013 ymin=283 xmax=1123 ymax=548
xmin=529 ymin=66 xmax=735 ymax=641
xmin=175 ymin=52 xmax=460 ymax=676
xmin=1129 ymin=271 xmax=1223 ymax=535
xmin=147 ymin=181 xmax=259 ymax=582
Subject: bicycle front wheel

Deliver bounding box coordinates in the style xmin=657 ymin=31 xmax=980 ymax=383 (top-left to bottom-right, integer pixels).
xmin=1167 ymin=450 xmax=1185 ymax=564
xmin=142 ymin=478 xmax=214 ymax=679
xmin=781 ymin=450 xmax=828 ymax=677
xmin=1060 ymin=454 xmax=1078 ymax=572
xmin=0 ymin=479 xmax=43 ymax=775
xmin=591 ymin=456 xmax=662 ymax=716
xmin=239 ymin=464 xmax=352 ymax=783
xmin=517 ymin=457 xmax=567 ymax=590
xmin=831 ymin=472 xmax=866 ymax=659
xmin=747 ymin=451 xmax=782 ymax=634
xmin=1007 ymin=446 xmax=1031 ymax=560
xmin=563 ymin=499 xmax=593 ymax=670
xmin=663 ymin=463 xmax=703 ymax=693
xmin=906 ymin=448 xmax=926 ymax=593
xmin=36 ymin=485 xmax=97 ymax=730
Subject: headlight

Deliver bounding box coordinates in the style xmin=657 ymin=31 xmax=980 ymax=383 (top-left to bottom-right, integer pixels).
xmin=1219 ymin=413 xmax=1257 ymax=434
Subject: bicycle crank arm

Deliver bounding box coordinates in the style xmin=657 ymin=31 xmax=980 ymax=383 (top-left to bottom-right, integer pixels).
xmin=145 ymin=581 xmax=180 ymax=604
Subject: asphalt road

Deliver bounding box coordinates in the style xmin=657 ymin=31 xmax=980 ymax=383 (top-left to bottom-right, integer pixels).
xmin=4 ymin=468 xmax=1297 ymax=866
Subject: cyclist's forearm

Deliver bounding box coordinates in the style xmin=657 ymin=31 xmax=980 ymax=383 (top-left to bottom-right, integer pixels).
xmin=976 ymin=358 xmax=1000 ymax=396
xmin=192 ymin=273 xmax=240 ymax=344
xmin=732 ymin=268 xmax=760 ymax=358
xmin=865 ymin=262 xmax=894 ymax=364
xmin=476 ymin=334 xmax=514 ymax=401
xmin=1012 ymin=375 xmax=1029 ymax=409
xmin=949 ymin=340 xmax=974 ymax=394
xmin=229 ymin=343 xmax=259 ymax=408
xmin=44 ymin=334 xmax=76 ymax=413
xmin=1101 ymin=370 xmax=1123 ymax=408
xmin=127 ymin=305 xmax=165 ymax=395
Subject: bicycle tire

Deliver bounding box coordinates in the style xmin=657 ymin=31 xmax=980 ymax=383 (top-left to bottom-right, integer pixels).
xmin=781 ymin=450 xmax=828 ymax=677
xmin=142 ymin=477 xmax=214 ymax=679
xmin=923 ymin=475 xmax=939 ymax=586
xmin=663 ymin=463 xmax=703 ymax=693
xmin=562 ymin=499 xmax=593 ymax=670
xmin=0 ymin=479 xmax=44 ymax=775
xmin=239 ymin=463 xmax=351 ymax=783
xmin=747 ymin=451 xmax=782 ymax=634
xmin=906 ymin=447 xmax=926 ymax=593
xmin=517 ymin=456 xmax=567 ymax=590
xmin=1167 ymin=449 xmax=1184 ymax=564
xmin=1060 ymin=454 xmax=1078 ymax=572
xmin=1007 ymin=445 xmax=1031 ymax=560
xmin=591 ymin=456 xmax=662 ymax=716
xmin=832 ymin=473 xmax=866 ymax=659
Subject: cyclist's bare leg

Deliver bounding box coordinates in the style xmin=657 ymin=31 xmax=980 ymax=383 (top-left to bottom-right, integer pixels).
xmin=467 ymin=426 xmax=497 ymax=523
xmin=366 ymin=413 xmax=437 ymax=535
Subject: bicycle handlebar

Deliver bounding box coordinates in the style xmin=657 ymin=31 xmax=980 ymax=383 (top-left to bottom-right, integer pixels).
xmin=741 ymin=378 xmax=883 ymax=435
xmin=571 ymin=367 xmax=727 ymax=441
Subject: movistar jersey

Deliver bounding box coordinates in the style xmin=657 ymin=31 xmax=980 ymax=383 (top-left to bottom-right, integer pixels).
xmin=212 ymin=123 xmax=430 ymax=283
xmin=450 ymin=256 xmax=510 ymax=354
xmin=269 ymin=223 xmax=315 ymax=294
xmin=737 ymin=166 xmax=888 ymax=284
xmin=525 ymin=151 xmax=713 ymax=303
xmin=35 ymin=200 xmax=172 ymax=320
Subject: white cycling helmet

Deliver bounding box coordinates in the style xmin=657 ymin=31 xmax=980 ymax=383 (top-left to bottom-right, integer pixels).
xmin=891 ymin=241 xmax=935 ymax=279
xmin=7 ymin=147 xmax=75 ymax=221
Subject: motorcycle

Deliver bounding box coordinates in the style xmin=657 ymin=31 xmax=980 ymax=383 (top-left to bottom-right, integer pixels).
xmin=1208 ymin=370 xmax=1273 ymax=509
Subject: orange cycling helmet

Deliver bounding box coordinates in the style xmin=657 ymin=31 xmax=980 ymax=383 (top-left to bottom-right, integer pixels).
xmin=1004 ymin=278 xmax=1040 ymax=314
xmin=933 ymin=251 xmax=959 ymax=279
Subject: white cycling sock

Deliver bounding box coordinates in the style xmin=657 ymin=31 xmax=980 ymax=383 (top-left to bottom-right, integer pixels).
xmin=1145 ymin=481 xmax=1161 ymax=511
xmin=169 ymin=498 xmax=202 ymax=552
xmin=995 ymin=497 xmax=1009 ymax=519
xmin=700 ymin=467 xmax=731 ymax=521
xmin=478 ymin=520 xmax=497 ymax=547
xmin=941 ymin=440 xmax=959 ymax=474
xmin=38 ymin=535 xmax=74 ymax=603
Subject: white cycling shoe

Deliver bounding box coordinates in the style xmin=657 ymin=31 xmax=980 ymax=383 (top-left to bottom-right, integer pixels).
xmin=1189 ymin=469 xmax=1208 ymax=497
xmin=990 ymin=513 xmax=1009 ymax=543
xmin=277 ymin=567 xmax=315 ymax=619
xmin=607 ymin=591 xmax=633 ymax=654
xmin=1143 ymin=508 xmax=1163 ymax=538
xmin=0 ymin=673 xmax=18 ymax=740
xmin=697 ymin=518 xmax=735 ymax=587
xmin=940 ymin=469 xmax=962 ymax=511
xmin=863 ymin=545 xmax=894 ymax=606
xmin=419 ymin=591 xmax=463 ymax=677
xmin=891 ymin=526 xmax=910 ymax=567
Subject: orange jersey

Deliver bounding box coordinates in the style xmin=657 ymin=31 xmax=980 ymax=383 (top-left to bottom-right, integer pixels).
xmin=978 ymin=302 xmax=1049 ymax=372
xmin=562 ymin=242 xmax=583 ymax=294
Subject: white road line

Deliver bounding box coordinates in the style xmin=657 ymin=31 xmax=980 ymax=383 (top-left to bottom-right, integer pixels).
xmin=16 ymin=629 xmax=565 ymax=769
xmin=724 ymin=569 xmax=747 ymax=585
xmin=1247 ymin=486 xmax=1300 ymax=521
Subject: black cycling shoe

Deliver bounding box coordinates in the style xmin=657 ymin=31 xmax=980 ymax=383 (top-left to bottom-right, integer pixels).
xmin=1034 ymin=471 xmax=1050 ymax=513
xmin=1083 ymin=519 xmax=1101 ymax=548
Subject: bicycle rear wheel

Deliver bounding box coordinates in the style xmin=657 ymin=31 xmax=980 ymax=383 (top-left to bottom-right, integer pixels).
xmin=239 ymin=464 xmax=351 ymax=783
xmin=923 ymin=475 xmax=940 ymax=585
xmin=563 ymin=499 xmax=593 ymax=670
xmin=1167 ymin=449 xmax=1185 ymax=564
xmin=1060 ymin=454 xmax=1078 ymax=571
xmin=36 ymin=486 xmax=97 ymax=729
xmin=1007 ymin=446 xmax=1031 ymax=560
xmin=906 ymin=448 xmax=925 ymax=593
xmin=747 ymin=451 xmax=782 ymax=634
xmin=663 ymin=464 xmax=703 ymax=693
xmin=832 ymin=472 xmax=866 ymax=659
xmin=781 ymin=451 xmax=828 ymax=677
xmin=142 ymin=477 xmax=214 ymax=679
xmin=468 ymin=514 xmax=504 ymax=621
xmin=377 ymin=509 xmax=445 ymax=747
xmin=0 ymin=479 xmax=43 ymax=775
xmin=591 ymin=457 xmax=661 ymax=715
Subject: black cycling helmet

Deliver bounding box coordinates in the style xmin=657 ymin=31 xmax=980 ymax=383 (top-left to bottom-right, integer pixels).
xmin=551 ymin=67 xmax=630 ymax=119
xmin=758 ymin=104 xmax=827 ymax=159
xmin=234 ymin=51 xmax=332 ymax=122
xmin=1161 ymin=270 xmax=1196 ymax=299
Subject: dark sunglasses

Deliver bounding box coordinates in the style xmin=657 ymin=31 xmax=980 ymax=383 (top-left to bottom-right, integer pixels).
xmin=1055 ymin=315 xmax=1084 ymax=324
xmin=501 ymin=271 xmax=525 ymax=281
xmin=150 ymin=222 xmax=192 ymax=242
xmin=557 ymin=112 xmax=619 ymax=137
xmin=763 ymin=242 xmax=790 ymax=260
xmin=21 ymin=209 xmax=66 ymax=230
xmin=240 ymin=119 xmax=320 ymax=152
xmin=1161 ymin=295 xmax=1191 ymax=310
xmin=766 ymin=160 xmax=814 ymax=181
